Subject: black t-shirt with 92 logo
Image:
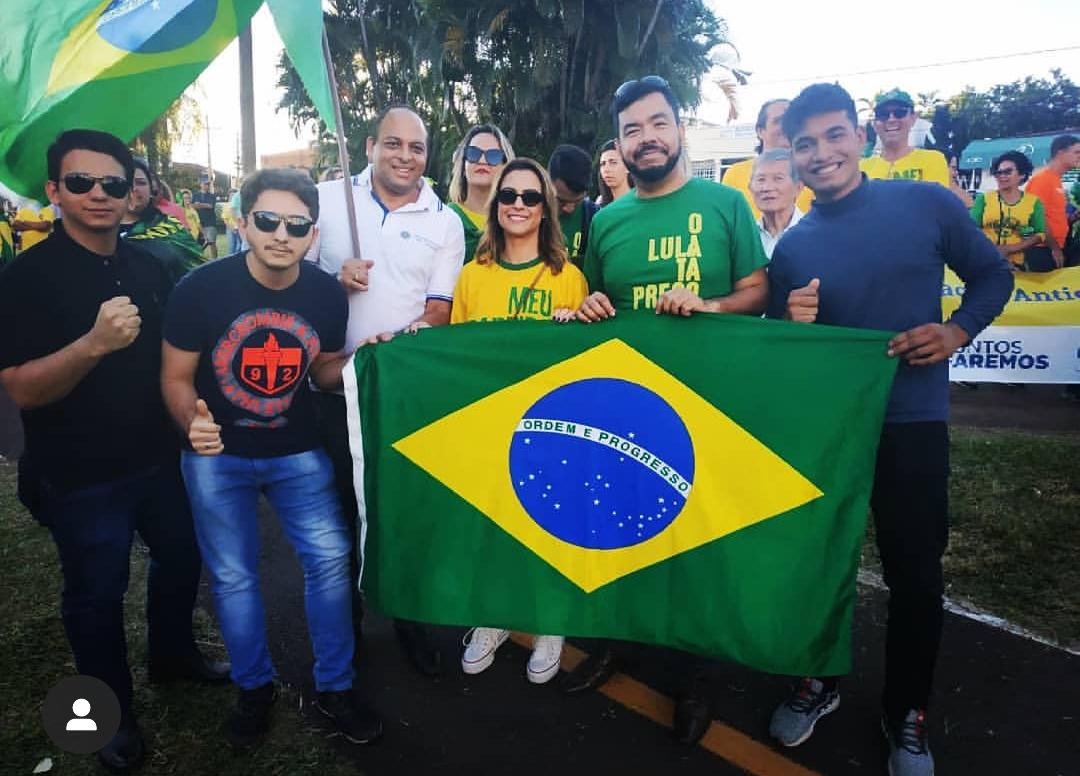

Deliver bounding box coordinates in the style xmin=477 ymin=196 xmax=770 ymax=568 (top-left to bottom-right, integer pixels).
xmin=163 ymin=253 xmax=347 ymax=458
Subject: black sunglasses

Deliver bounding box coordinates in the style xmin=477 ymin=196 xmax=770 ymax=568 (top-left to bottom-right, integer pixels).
xmin=614 ymin=74 xmax=670 ymax=103
xmin=992 ymin=167 xmax=1018 ymax=176
xmin=497 ymin=188 xmax=544 ymax=208
xmin=251 ymin=210 xmax=315 ymax=238
xmin=874 ymin=106 xmax=911 ymax=121
xmin=464 ymin=146 xmax=507 ymax=166
xmin=62 ymin=173 xmax=130 ymax=199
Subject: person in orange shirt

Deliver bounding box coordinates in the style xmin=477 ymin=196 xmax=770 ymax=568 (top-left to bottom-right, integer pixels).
xmin=1024 ymin=134 xmax=1080 ymax=269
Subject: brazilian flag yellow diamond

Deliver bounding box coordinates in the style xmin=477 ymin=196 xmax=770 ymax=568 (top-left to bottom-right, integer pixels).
xmin=393 ymin=338 xmax=823 ymax=593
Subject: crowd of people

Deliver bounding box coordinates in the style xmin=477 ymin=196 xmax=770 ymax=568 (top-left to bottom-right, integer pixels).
xmin=5 ymin=72 xmax=1079 ymax=776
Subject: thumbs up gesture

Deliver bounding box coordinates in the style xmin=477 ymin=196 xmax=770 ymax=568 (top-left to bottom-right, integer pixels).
xmin=785 ymin=278 xmax=820 ymax=323
xmin=188 ymin=398 xmax=223 ymax=456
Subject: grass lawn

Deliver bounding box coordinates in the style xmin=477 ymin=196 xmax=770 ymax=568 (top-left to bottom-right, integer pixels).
xmin=1 ymin=426 xmax=1076 ymax=772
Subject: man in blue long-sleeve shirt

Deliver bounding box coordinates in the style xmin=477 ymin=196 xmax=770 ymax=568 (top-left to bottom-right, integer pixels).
xmin=764 ymin=83 xmax=1013 ymax=776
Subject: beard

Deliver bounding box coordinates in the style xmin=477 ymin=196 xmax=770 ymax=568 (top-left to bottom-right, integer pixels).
xmin=623 ymin=143 xmax=682 ymax=184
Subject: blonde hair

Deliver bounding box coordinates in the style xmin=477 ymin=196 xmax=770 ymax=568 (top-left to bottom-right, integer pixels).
xmin=475 ymin=158 xmax=568 ymax=274
xmin=448 ymin=124 xmax=515 ymax=206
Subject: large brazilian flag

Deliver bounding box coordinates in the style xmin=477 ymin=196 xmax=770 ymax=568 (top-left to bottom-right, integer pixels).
xmin=0 ymin=0 xmax=263 ymax=198
xmin=346 ymin=314 xmax=898 ymax=676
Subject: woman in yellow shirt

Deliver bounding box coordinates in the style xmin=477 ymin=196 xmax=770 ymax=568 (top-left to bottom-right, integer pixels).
xmin=452 ymin=158 xmax=587 ymax=682
xmin=969 ymin=151 xmax=1048 ymax=271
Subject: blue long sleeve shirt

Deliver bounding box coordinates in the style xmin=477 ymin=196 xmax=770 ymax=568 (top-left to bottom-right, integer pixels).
xmin=766 ymin=177 xmax=1014 ymax=423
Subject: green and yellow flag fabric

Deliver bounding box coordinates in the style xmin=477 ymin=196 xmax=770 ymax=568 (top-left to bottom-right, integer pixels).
xmin=0 ymin=0 xmax=263 ymax=198
xmin=346 ymin=314 xmax=898 ymax=676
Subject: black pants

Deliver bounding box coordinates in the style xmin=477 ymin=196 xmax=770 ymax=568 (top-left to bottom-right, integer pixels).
xmin=871 ymin=421 xmax=949 ymax=719
xmin=32 ymin=463 xmax=202 ymax=713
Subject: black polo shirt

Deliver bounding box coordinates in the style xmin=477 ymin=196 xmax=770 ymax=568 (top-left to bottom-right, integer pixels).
xmin=0 ymin=222 xmax=177 ymax=492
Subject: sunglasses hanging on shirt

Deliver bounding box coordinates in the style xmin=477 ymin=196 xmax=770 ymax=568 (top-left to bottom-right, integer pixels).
xmin=250 ymin=210 xmax=315 ymax=238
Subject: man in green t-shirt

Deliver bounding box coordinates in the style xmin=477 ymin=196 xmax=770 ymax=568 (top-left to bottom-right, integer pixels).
xmin=571 ymin=75 xmax=768 ymax=745
xmin=548 ymin=144 xmax=599 ymax=267
xmin=577 ymin=76 xmax=768 ymax=321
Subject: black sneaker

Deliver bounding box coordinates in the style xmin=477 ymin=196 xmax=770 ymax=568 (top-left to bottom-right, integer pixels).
xmin=224 ymin=682 xmax=277 ymax=748
xmin=314 ymin=689 xmax=383 ymax=744
xmin=97 ymin=713 xmax=145 ymax=773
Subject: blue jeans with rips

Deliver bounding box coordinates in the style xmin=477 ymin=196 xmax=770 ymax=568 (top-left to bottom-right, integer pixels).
xmin=181 ymin=448 xmax=355 ymax=691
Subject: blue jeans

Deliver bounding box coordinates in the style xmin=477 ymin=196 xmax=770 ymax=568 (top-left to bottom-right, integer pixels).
xmin=181 ymin=449 xmax=354 ymax=691
xmin=34 ymin=463 xmax=202 ymax=713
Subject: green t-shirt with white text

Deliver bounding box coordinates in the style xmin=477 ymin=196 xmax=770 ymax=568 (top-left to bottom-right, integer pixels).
xmin=582 ymin=177 xmax=767 ymax=311
xmin=560 ymin=201 xmax=586 ymax=266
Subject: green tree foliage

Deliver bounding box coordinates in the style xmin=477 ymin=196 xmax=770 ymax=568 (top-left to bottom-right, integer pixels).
xmin=946 ymin=69 xmax=1080 ymax=153
xmin=277 ymin=0 xmax=727 ymax=189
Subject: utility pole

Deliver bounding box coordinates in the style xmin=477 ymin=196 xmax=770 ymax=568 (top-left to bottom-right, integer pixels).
xmin=239 ymin=21 xmax=257 ymax=175
xmin=205 ymin=113 xmax=213 ymax=190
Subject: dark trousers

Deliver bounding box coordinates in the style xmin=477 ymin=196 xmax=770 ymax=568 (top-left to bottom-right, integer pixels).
xmin=313 ymin=391 xmax=363 ymax=612
xmin=871 ymin=421 xmax=949 ymax=719
xmin=34 ymin=463 xmax=202 ymax=713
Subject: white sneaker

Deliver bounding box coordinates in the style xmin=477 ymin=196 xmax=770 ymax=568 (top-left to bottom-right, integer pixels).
xmin=461 ymin=627 xmax=509 ymax=674
xmin=526 ymin=635 xmax=564 ymax=684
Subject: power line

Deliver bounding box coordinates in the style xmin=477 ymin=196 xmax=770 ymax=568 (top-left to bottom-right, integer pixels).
xmin=750 ymin=45 xmax=1080 ymax=86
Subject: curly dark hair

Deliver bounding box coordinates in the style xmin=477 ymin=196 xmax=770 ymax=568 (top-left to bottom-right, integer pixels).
xmin=990 ymin=150 xmax=1034 ymax=183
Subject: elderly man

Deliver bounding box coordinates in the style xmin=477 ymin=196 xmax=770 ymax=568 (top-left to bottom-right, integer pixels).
xmin=749 ymin=148 xmax=805 ymax=259
xmin=860 ymin=89 xmax=949 ymax=186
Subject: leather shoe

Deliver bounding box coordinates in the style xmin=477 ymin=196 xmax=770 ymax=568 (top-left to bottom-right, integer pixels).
xmin=560 ymin=648 xmax=618 ymax=694
xmin=673 ymin=680 xmax=712 ymax=745
xmin=97 ymin=714 xmax=145 ymax=773
xmin=148 ymin=650 xmax=231 ymax=685
xmin=393 ymin=619 xmax=442 ymax=677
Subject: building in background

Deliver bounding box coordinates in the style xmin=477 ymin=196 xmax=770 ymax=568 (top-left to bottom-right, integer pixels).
xmin=684 ymin=119 xmax=758 ymax=183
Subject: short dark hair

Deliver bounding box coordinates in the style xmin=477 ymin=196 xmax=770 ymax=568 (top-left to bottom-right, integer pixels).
xmin=371 ymin=104 xmax=428 ymax=145
xmin=781 ymin=83 xmax=858 ymax=143
xmin=548 ymin=144 xmax=593 ymax=193
xmin=46 ymin=129 xmax=134 ymax=183
xmin=754 ymin=98 xmax=790 ymax=153
xmin=240 ymin=168 xmax=319 ymax=221
xmin=990 ymin=150 xmax=1034 ymax=182
xmin=1050 ymin=134 xmax=1080 ymax=157
xmin=611 ymin=75 xmax=681 ymax=135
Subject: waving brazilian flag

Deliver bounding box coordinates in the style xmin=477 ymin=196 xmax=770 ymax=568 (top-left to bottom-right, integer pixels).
xmin=346 ymin=314 xmax=898 ymax=675
xmin=0 ymin=0 xmax=263 ymax=198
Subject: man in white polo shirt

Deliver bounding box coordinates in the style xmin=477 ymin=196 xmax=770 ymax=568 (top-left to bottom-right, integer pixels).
xmin=749 ymin=148 xmax=805 ymax=260
xmin=310 ymin=104 xmax=465 ymax=677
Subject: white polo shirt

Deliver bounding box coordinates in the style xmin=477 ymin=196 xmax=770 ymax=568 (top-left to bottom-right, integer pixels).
xmin=757 ymin=206 xmax=804 ymax=260
xmin=310 ymin=166 xmax=465 ymax=352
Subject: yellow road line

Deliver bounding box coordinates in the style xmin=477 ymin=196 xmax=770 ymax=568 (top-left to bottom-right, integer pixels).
xmin=510 ymin=633 xmax=821 ymax=776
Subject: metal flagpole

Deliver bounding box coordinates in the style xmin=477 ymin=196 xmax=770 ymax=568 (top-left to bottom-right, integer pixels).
xmin=321 ymin=25 xmax=361 ymax=259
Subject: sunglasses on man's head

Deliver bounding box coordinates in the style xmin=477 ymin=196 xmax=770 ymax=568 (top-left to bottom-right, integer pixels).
xmin=874 ymin=106 xmax=911 ymax=121
xmin=614 ymin=74 xmax=670 ymax=102
xmin=62 ymin=173 xmax=130 ymax=199
xmin=250 ymin=210 xmax=314 ymax=238
xmin=496 ymin=188 xmax=544 ymax=208
xmin=464 ymin=146 xmax=507 ymax=166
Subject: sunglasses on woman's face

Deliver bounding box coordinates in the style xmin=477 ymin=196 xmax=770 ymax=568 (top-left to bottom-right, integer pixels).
xmin=992 ymin=167 xmax=1018 ymax=176
xmin=250 ymin=210 xmax=315 ymax=238
xmin=497 ymin=188 xmax=544 ymax=207
xmin=62 ymin=172 xmax=130 ymax=198
xmin=464 ymin=146 xmax=507 ymax=166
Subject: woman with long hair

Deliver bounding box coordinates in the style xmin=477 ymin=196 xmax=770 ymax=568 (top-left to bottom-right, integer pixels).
xmin=596 ymin=139 xmax=633 ymax=206
xmin=970 ymin=150 xmax=1049 ymax=271
xmin=451 ymin=158 xmax=588 ymax=682
xmin=120 ymin=158 xmax=205 ymax=284
xmin=447 ymin=124 xmax=515 ymax=262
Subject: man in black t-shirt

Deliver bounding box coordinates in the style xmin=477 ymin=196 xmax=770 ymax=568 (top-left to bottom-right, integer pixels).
xmin=0 ymin=129 xmax=228 ymax=774
xmin=192 ymin=180 xmax=219 ymax=258
xmin=161 ymin=168 xmax=383 ymax=750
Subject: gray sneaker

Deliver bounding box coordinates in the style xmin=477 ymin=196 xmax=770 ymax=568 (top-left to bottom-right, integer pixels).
xmin=769 ymin=678 xmax=840 ymax=747
xmin=883 ymin=709 xmax=934 ymax=776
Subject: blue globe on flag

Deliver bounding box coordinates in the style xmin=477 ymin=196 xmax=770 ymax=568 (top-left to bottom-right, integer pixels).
xmin=97 ymin=0 xmax=218 ymax=53
xmin=509 ymin=378 xmax=695 ymax=550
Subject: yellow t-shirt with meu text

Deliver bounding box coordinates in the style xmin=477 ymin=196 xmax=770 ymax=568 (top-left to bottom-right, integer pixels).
xmin=450 ymin=257 xmax=589 ymax=323
xmin=860 ymin=148 xmax=950 ymax=187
